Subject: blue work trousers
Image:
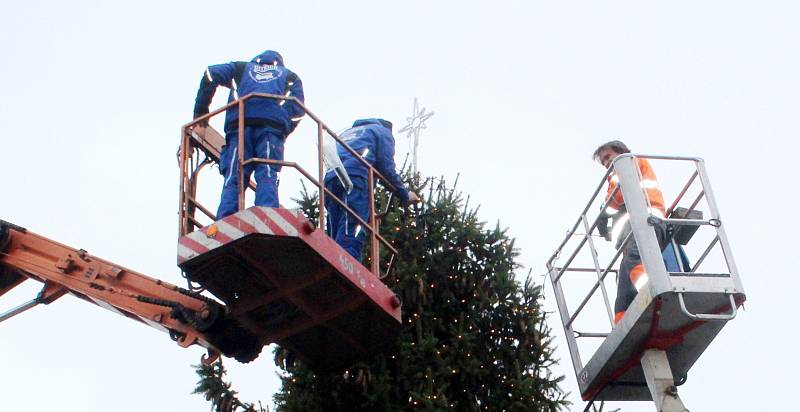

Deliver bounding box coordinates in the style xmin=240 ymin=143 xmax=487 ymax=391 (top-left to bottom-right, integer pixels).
xmin=325 ymin=177 xmax=369 ymax=261
xmin=216 ymin=126 xmax=284 ymax=219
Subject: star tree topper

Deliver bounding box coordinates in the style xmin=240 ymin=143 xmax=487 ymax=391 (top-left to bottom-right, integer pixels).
xmin=397 ymin=97 xmax=434 ymax=175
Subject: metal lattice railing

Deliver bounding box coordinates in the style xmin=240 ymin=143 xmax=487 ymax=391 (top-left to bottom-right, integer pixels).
xmin=545 ymin=153 xmax=743 ymax=381
xmin=178 ymin=93 xmax=399 ymax=278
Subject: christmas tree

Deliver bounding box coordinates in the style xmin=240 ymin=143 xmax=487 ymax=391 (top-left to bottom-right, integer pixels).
xmin=193 ymin=360 xmax=266 ymax=412
xmin=194 ymin=175 xmax=568 ymax=411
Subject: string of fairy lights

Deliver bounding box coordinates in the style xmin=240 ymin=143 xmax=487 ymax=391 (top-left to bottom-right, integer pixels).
xmin=277 ymin=100 xmax=563 ymax=411
xmin=366 ymin=179 xmax=554 ymax=410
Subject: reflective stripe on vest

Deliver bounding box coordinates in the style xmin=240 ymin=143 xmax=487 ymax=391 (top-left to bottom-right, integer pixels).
xmin=606 ymin=158 xmax=665 ymax=217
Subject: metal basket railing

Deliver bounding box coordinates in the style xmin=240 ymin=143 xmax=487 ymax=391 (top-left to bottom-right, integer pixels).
xmin=545 ymin=153 xmax=741 ymax=379
xmin=178 ymin=93 xmax=400 ymax=277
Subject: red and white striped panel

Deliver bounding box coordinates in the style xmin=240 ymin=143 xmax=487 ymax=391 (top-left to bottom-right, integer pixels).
xmin=177 ymin=207 xmax=302 ymax=264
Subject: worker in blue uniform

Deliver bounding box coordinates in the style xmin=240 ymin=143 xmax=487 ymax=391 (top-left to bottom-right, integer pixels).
xmin=192 ymin=50 xmax=305 ymax=219
xmin=324 ymin=119 xmax=420 ymax=261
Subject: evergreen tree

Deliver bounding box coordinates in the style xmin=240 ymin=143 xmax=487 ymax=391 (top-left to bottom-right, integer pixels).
xmin=193 ymin=360 xmax=266 ymax=412
xmin=271 ymin=175 xmax=568 ymax=411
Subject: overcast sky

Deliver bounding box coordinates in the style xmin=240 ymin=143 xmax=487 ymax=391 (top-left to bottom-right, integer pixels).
xmin=1 ymin=1 xmax=798 ymax=411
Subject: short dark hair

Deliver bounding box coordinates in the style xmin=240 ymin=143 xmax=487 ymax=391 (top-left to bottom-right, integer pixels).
xmin=593 ymin=140 xmax=630 ymax=161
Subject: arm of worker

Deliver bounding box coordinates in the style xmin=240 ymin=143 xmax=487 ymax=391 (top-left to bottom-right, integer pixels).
xmin=605 ymin=176 xmax=624 ymax=211
xmin=192 ymin=62 xmax=237 ymax=125
xmin=374 ymin=129 xmax=419 ymax=205
xmin=284 ymin=71 xmax=305 ymax=134
xmin=596 ymin=208 xmax=612 ymax=241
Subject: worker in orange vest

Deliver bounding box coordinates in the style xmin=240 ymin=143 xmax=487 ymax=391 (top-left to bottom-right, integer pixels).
xmin=594 ymin=141 xmax=668 ymax=324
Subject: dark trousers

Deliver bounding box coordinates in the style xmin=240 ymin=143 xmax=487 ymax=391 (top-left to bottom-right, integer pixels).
xmin=614 ymin=223 xmax=668 ymax=322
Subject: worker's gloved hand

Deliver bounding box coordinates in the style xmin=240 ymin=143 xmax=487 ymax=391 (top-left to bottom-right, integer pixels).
xmin=407 ymin=191 xmax=422 ymax=205
xmin=597 ymin=209 xmax=612 ymax=241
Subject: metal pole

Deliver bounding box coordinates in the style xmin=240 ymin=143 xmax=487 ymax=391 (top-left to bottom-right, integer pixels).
xmin=565 ymin=232 xmax=628 ymax=328
xmin=640 ymin=349 xmax=688 ymax=412
xmin=695 ymin=160 xmax=741 ymax=286
xmin=614 ymin=155 xmax=670 ymax=294
xmin=550 ymin=184 xmax=620 ymax=282
xmin=0 ymin=298 xmax=40 ymax=324
xmin=178 ymin=128 xmax=189 ymax=236
xmin=237 ymin=100 xmax=246 ymax=212
xmin=317 ymin=123 xmax=325 ymax=228
xmin=581 ymin=214 xmax=614 ymax=325
xmin=547 ymin=265 xmax=584 ymax=379
xmin=368 ymin=169 xmax=378 ymax=276
xmin=412 ymin=128 xmax=419 ymax=175
xmin=666 ymin=171 xmax=698 ymax=216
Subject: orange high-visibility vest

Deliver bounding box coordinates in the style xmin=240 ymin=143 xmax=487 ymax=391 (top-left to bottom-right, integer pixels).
xmin=606 ymin=158 xmax=665 ymax=217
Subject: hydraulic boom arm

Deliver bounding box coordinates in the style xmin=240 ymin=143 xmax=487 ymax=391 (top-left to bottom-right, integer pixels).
xmin=0 ymin=220 xmax=260 ymax=363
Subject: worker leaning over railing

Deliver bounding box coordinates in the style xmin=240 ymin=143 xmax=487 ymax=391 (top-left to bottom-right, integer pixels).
xmin=325 ymin=119 xmax=420 ymax=261
xmin=191 ymin=49 xmax=305 ymax=219
xmin=593 ymin=140 xmax=668 ymax=324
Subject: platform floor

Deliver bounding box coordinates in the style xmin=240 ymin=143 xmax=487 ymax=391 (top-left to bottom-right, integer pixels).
xmin=178 ymin=207 xmax=401 ymax=370
xmin=581 ymin=284 xmax=744 ymax=401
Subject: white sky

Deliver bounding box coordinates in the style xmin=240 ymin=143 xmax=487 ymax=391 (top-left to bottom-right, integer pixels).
xmin=1 ymin=1 xmax=798 ymax=411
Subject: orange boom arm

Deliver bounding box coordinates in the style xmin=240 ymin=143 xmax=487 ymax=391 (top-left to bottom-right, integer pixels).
xmin=0 ymin=220 xmax=260 ymax=364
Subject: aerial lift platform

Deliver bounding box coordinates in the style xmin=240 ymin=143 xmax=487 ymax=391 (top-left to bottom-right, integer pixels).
xmin=176 ymin=205 xmax=401 ymax=369
xmin=0 ymin=93 xmax=403 ymax=370
xmin=177 ymin=93 xmax=403 ymax=370
xmin=546 ymin=154 xmax=746 ymax=411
